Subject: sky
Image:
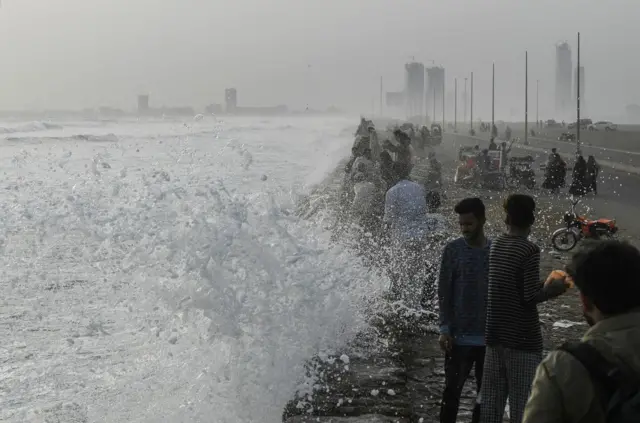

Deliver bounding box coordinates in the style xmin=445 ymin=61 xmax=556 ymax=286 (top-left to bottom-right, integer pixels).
xmin=0 ymin=0 xmax=638 ymax=119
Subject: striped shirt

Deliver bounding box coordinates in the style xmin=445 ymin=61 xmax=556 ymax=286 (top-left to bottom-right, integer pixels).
xmin=485 ymin=234 xmax=545 ymax=352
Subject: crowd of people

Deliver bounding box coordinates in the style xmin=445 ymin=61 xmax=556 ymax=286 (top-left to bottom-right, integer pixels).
xmin=437 ymin=194 xmax=640 ymax=423
xmin=342 ymin=118 xmax=638 ymax=423
xmin=344 ymin=119 xmax=444 ymax=235
xmin=342 ymin=119 xmax=445 ymax=307
xmin=543 ymin=148 xmax=600 ymax=195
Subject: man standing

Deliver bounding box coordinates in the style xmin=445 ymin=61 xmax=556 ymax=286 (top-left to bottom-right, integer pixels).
xmin=438 ymin=198 xmax=491 ymax=423
xmin=523 ymin=240 xmax=640 ymax=423
xmin=383 ymin=161 xmax=429 ymax=307
xmin=384 ymin=130 xmax=415 ymax=170
xmin=479 ymin=194 xmax=568 ymax=423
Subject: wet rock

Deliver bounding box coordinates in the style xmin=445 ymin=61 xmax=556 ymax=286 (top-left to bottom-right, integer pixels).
xmin=284 ymin=415 xmax=410 ymax=423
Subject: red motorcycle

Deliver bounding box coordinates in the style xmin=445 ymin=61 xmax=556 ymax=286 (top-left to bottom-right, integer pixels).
xmin=551 ymin=198 xmax=618 ymax=252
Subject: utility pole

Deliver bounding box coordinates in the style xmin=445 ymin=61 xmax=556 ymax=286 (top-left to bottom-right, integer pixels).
xmin=536 ymin=79 xmax=539 ymax=128
xmin=433 ymin=87 xmax=436 ymax=125
xmin=470 ymin=72 xmax=474 ymax=131
xmin=442 ymin=75 xmax=445 ymax=129
xmin=525 ymin=51 xmax=529 ymax=145
xmin=454 ymin=78 xmax=458 ymax=132
xmin=464 ymin=78 xmax=468 ymax=126
xmin=492 ymin=62 xmax=495 ymax=134
xmin=577 ymin=32 xmax=581 ymax=155
xmin=380 ymin=76 xmax=383 ymax=117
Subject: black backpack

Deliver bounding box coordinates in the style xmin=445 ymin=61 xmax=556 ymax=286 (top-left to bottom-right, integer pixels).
xmin=559 ymin=342 xmax=640 ymax=422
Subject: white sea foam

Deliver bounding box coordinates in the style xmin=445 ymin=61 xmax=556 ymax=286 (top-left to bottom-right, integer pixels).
xmin=0 ymin=115 xmax=388 ymax=422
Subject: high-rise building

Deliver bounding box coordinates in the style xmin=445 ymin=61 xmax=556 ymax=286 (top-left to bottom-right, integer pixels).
xmin=555 ymin=42 xmax=573 ymax=119
xmin=404 ymin=62 xmax=425 ymax=118
xmin=575 ymin=66 xmax=585 ymax=116
xmin=426 ymin=66 xmax=445 ymax=123
xmin=225 ymin=88 xmax=237 ymax=113
xmin=137 ymin=95 xmax=149 ymax=113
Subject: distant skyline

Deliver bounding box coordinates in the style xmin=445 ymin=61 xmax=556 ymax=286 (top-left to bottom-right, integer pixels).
xmin=0 ymin=0 xmax=638 ymax=120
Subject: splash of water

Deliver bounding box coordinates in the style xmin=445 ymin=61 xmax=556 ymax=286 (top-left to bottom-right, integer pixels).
xmin=0 ymin=116 xmax=389 ymax=423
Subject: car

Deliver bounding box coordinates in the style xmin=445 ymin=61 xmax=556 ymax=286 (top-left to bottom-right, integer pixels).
xmin=545 ymin=119 xmax=563 ymax=128
xmin=588 ymin=121 xmax=618 ymax=131
xmin=568 ymin=118 xmax=593 ymax=130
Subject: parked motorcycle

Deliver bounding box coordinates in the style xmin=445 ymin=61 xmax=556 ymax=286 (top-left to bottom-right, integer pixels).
xmin=506 ymin=156 xmax=536 ymax=189
xmin=551 ymin=198 xmax=618 ymax=252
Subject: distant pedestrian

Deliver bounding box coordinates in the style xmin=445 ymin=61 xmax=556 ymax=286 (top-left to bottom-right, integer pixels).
xmin=479 ymin=194 xmax=568 ymax=423
xmin=586 ymin=155 xmax=600 ymax=195
xmin=569 ymin=155 xmax=587 ymax=196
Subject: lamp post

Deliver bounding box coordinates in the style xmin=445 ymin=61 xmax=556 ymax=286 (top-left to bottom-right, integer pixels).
xmin=525 ymin=51 xmax=529 ymax=145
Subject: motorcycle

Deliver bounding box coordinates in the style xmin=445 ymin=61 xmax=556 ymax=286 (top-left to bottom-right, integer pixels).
xmin=551 ymin=198 xmax=618 ymax=252
xmin=507 ymin=156 xmax=536 ymax=189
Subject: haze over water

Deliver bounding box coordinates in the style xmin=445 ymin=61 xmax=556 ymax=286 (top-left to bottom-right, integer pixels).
xmin=0 ymin=0 xmax=638 ymax=118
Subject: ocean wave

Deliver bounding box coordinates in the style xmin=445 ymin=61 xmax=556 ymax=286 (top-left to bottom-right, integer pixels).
xmin=5 ymin=133 xmax=119 ymax=144
xmin=0 ymin=117 xmax=382 ymax=423
xmin=0 ymin=121 xmax=63 ymax=134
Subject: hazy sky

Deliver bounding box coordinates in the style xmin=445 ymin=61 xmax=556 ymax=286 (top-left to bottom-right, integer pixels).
xmin=0 ymin=0 xmax=638 ymax=119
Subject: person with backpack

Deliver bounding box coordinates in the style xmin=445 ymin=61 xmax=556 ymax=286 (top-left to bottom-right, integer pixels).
xmin=523 ymin=239 xmax=640 ymax=423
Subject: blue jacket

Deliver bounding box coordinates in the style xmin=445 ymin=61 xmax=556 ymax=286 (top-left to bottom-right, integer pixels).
xmin=438 ymin=237 xmax=491 ymax=346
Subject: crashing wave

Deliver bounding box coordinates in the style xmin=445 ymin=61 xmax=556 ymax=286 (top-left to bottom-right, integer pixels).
xmin=0 ymin=121 xmax=63 ymax=134
xmin=5 ymin=133 xmax=119 ymax=143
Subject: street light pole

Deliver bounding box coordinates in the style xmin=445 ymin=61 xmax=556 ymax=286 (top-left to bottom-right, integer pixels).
xmin=380 ymin=76 xmax=383 ymax=117
xmin=433 ymin=86 xmax=436 ymax=124
xmin=536 ymin=79 xmax=539 ymax=127
xmin=464 ymin=78 xmax=468 ymax=127
xmin=442 ymin=75 xmax=445 ymax=129
xmin=454 ymin=78 xmax=458 ymax=132
xmin=470 ymin=72 xmax=474 ymax=131
xmin=525 ymin=51 xmax=529 ymax=145
xmin=576 ymin=32 xmax=581 ymax=156
xmin=492 ymin=62 xmax=495 ymax=135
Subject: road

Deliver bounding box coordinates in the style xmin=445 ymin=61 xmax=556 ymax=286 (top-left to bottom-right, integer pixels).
xmin=453 ymin=124 xmax=640 ymax=170
xmin=435 ymin=133 xmax=640 ymax=242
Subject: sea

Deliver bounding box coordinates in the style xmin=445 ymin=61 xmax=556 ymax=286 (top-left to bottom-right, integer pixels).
xmin=0 ymin=115 xmax=389 ymax=422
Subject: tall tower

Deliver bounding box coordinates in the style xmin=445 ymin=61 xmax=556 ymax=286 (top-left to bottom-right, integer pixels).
xmin=426 ymin=66 xmax=445 ymax=123
xmin=404 ymin=62 xmax=425 ymax=118
xmin=555 ymin=42 xmax=573 ymax=120
xmin=225 ymin=88 xmax=237 ymax=113
xmin=137 ymin=95 xmax=149 ymax=114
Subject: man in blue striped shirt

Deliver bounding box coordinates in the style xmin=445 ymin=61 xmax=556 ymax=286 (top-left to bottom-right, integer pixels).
xmin=438 ymin=198 xmax=491 ymax=423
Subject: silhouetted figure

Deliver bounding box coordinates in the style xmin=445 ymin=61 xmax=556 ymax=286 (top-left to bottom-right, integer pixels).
xmin=586 ymin=155 xmax=600 ymax=195
xmin=542 ymin=148 xmax=566 ymax=192
xmin=379 ymin=151 xmax=397 ymax=190
xmin=488 ymin=138 xmax=498 ymax=151
xmin=569 ymin=155 xmax=588 ymax=196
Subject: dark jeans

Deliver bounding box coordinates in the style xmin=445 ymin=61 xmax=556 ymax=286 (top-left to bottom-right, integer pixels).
xmin=440 ymin=345 xmax=486 ymax=423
